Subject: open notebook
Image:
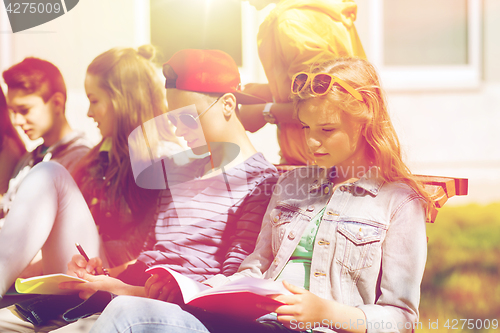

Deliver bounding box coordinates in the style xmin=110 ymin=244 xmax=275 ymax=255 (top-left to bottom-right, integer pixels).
xmin=15 ymin=274 xmax=86 ymax=295
xmin=146 ymin=266 xmax=290 ymax=320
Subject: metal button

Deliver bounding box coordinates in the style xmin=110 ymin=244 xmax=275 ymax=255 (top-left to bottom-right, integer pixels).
xmin=273 ymin=258 xmax=279 ymax=265
xmin=318 ymin=240 xmax=330 ymax=246
xmin=324 ymin=187 xmax=330 ymax=194
xmin=314 ymin=272 xmax=326 ymax=277
xmin=339 ymin=185 xmax=347 ymax=191
xmin=273 ymin=215 xmax=279 ymax=222
xmin=288 ymin=231 xmax=296 ymax=240
xmin=307 ymin=205 xmax=315 ymax=211
xmin=356 ymin=232 xmax=364 ymax=240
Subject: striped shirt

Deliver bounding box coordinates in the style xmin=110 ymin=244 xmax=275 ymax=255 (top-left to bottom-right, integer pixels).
xmin=137 ymin=153 xmax=279 ymax=282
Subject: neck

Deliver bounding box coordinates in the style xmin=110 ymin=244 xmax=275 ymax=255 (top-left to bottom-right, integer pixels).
xmin=201 ymin=135 xmax=257 ymax=177
xmin=332 ymin=143 xmax=373 ymax=184
xmin=42 ymin=118 xmax=73 ymax=147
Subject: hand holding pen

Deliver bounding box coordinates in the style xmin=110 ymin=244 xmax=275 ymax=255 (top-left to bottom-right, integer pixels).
xmin=74 ymin=243 xmax=110 ymax=276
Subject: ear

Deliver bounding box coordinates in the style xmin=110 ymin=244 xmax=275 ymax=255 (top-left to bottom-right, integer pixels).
xmin=220 ymin=93 xmax=237 ymax=118
xmin=50 ymin=92 xmax=66 ymax=114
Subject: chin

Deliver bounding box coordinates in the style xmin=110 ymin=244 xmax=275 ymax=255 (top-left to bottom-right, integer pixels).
xmin=27 ymin=133 xmax=41 ymax=141
xmin=191 ymin=145 xmax=209 ymax=156
xmin=313 ymin=159 xmax=333 ymax=169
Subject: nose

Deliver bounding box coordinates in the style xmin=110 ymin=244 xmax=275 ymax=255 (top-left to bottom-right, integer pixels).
xmin=173 ymin=120 xmax=189 ymax=138
xmin=306 ymin=132 xmax=321 ymax=150
xmin=87 ymin=107 xmax=94 ymax=118
xmin=174 ymin=125 xmax=183 ymax=137
xmin=13 ymin=113 xmax=26 ymax=126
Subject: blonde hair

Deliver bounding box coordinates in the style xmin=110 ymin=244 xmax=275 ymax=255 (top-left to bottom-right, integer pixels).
xmin=292 ymin=57 xmax=432 ymax=205
xmin=74 ymin=45 xmax=178 ymax=204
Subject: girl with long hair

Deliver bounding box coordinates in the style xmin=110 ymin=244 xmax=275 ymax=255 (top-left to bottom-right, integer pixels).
xmin=0 ymin=45 xmax=179 ymax=297
xmin=91 ymin=57 xmax=432 ymax=333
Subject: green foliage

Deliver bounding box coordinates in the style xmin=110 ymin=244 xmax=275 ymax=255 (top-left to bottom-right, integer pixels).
xmin=419 ymin=203 xmax=500 ymax=332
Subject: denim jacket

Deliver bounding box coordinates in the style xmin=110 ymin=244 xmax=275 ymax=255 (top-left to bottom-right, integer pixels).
xmin=207 ymin=166 xmax=427 ymax=333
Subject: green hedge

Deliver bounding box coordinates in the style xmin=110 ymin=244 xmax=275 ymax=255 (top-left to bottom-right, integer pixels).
xmin=419 ymin=203 xmax=500 ymax=332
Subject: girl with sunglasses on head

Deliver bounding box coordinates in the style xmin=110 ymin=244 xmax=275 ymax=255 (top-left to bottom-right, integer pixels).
xmin=0 ymin=45 xmax=181 ymax=299
xmin=90 ymin=57 xmax=432 ymax=333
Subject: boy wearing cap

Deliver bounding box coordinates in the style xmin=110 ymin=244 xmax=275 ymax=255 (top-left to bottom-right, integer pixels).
xmin=0 ymin=49 xmax=279 ymax=331
xmin=57 ymin=49 xmax=278 ymax=302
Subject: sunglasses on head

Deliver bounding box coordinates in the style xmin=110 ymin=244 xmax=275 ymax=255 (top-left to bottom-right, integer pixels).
xmin=291 ymin=72 xmax=363 ymax=101
xmin=167 ymin=95 xmax=222 ymax=130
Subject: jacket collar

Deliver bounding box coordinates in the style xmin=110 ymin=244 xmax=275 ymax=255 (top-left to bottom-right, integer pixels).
xmin=307 ymin=165 xmax=384 ymax=196
xmin=351 ymin=166 xmax=384 ymax=195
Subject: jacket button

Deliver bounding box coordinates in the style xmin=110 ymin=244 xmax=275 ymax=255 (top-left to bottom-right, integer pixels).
xmin=288 ymin=231 xmax=296 ymax=240
xmin=307 ymin=205 xmax=314 ymax=211
xmin=273 ymin=215 xmax=279 ymax=222
xmin=324 ymin=187 xmax=330 ymax=194
xmin=273 ymin=258 xmax=279 ymax=265
xmin=356 ymin=232 xmax=364 ymax=240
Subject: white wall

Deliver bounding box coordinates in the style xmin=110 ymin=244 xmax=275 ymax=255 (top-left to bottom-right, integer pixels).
xmin=354 ymin=0 xmax=500 ymax=205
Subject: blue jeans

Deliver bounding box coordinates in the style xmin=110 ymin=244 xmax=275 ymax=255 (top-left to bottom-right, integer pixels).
xmin=90 ymin=296 xmax=301 ymax=333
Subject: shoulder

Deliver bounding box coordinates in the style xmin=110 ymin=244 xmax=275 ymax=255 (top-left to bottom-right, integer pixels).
xmin=53 ymin=131 xmax=91 ymax=153
xmin=51 ymin=136 xmax=92 ymax=172
xmin=379 ymin=180 xmax=425 ymax=201
xmin=378 ymin=180 xmax=427 ymax=219
xmin=242 ymin=153 xmax=280 ymax=184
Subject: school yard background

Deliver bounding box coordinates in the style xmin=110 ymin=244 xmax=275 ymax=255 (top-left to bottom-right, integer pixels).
xmin=1 ymin=1 xmax=499 ymax=332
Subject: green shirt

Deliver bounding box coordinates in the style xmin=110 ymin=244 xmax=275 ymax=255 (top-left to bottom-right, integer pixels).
xmin=276 ymin=207 xmax=326 ymax=290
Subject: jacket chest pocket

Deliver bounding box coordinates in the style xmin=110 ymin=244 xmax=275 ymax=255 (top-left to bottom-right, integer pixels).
xmin=269 ymin=206 xmax=302 ymax=254
xmin=335 ymin=220 xmax=385 ymax=271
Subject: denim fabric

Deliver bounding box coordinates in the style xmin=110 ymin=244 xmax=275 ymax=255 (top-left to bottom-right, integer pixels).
xmin=91 ymin=296 xmax=301 ymax=333
xmin=206 ymin=166 xmax=428 ymax=333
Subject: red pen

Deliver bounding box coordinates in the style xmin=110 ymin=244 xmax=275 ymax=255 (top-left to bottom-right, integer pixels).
xmin=75 ymin=242 xmax=110 ymax=276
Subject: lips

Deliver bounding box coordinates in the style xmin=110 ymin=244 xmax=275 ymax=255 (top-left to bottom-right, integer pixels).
xmin=186 ymin=138 xmax=198 ymax=146
xmin=313 ymin=152 xmax=329 ymax=157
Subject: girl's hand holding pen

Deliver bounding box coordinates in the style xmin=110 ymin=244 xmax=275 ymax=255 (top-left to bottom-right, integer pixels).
xmin=67 ymin=254 xmax=107 ymax=278
xmin=62 ymin=255 xmax=147 ymax=299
